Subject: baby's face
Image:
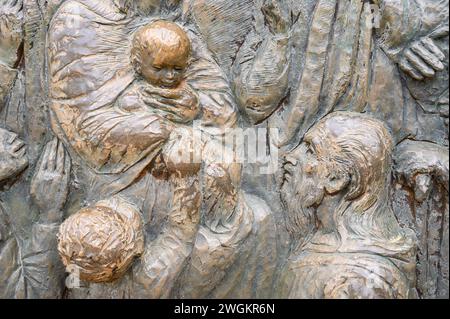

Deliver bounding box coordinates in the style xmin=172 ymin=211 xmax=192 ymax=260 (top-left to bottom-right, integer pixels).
xmin=140 ymin=48 xmax=188 ymax=89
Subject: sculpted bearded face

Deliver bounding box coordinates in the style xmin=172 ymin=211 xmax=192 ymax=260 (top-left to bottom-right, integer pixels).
xmin=281 ymin=131 xmax=326 ymax=239
xmin=281 ymin=112 xmax=394 ymax=238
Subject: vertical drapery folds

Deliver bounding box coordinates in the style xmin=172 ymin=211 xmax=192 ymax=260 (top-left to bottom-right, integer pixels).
xmin=282 ymin=0 xmax=375 ymax=147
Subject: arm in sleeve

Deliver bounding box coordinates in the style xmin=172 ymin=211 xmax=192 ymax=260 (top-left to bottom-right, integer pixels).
xmin=232 ymin=30 xmax=291 ymax=124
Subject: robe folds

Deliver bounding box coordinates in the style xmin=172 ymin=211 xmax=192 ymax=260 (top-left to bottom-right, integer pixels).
xmin=48 ymin=0 xmax=237 ymax=179
xmin=48 ymin=0 xmax=277 ymax=299
xmin=279 ymin=0 xmax=429 ymax=146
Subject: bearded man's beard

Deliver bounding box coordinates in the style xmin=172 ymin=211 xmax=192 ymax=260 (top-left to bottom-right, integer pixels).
xmin=281 ymin=161 xmax=323 ymax=242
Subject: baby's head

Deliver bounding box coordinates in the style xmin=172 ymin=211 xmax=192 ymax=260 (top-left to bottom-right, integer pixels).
xmin=131 ymin=20 xmax=191 ymax=88
xmin=57 ymin=197 xmax=144 ymax=283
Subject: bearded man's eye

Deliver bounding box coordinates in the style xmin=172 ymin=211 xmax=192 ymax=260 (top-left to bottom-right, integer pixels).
xmin=306 ymin=145 xmax=315 ymax=155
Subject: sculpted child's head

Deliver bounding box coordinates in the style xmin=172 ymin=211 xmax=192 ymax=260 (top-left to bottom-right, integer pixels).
xmin=57 ymin=197 xmax=144 ymax=283
xmin=131 ymin=20 xmax=191 ymax=88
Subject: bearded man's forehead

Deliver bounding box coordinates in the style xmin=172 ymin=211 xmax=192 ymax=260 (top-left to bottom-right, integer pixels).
xmin=304 ymin=126 xmax=327 ymax=149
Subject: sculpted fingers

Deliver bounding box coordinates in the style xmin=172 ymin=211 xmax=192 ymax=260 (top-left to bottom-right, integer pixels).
xmin=145 ymin=87 xmax=181 ymax=99
xmin=421 ymin=37 xmax=446 ymax=61
xmin=13 ymin=143 xmax=26 ymax=159
xmin=144 ymin=86 xmax=163 ymax=96
xmin=153 ymin=95 xmax=178 ymax=107
xmin=404 ymin=49 xmax=435 ymax=78
xmin=142 ymin=97 xmax=180 ymax=116
xmin=9 ymin=138 xmax=25 ymax=157
xmin=57 ymin=145 xmax=72 ymax=189
xmin=56 ymin=152 xmax=71 ymax=211
xmin=411 ymin=42 xmax=445 ymax=71
xmin=3 ymin=131 xmax=26 ymax=159
xmin=399 ymin=58 xmax=424 ymax=81
xmin=9 ymin=137 xmax=23 ymax=150
xmin=63 ymin=151 xmax=72 ymax=189
xmin=429 ymin=25 xmax=449 ymax=40
xmin=6 ymin=131 xmax=18 ymax=144
xmin=38 ymin=140 xmax=53 ymax=172
xmin=64 ymin=150 xmax=72 ymax=180
xmin=56 ymin=139 xmax=66 ymax=174
xmin=400 ymin=35 xmax=447 ymax=80
xmin=47 ymin=138 xmax=59 ymax=171
xmin=31 ymin=137 xmax=71 ymax=215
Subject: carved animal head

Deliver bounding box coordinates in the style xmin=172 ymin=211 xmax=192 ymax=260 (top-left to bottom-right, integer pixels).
xmin=57 ymin=197 xmax=144 ymax=283
xmin=131 ymin=20 xmax=191 ymax=88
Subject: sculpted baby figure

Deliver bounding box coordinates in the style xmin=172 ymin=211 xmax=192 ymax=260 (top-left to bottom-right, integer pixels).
xmin=56 ymin=19 xmax=245 ymax=291
xmin=118 ymin=20 xmax=200 ymax=124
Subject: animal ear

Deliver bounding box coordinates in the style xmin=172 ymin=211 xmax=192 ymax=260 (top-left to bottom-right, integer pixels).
xmin=324 ymin=171 xmax=350 ymax=195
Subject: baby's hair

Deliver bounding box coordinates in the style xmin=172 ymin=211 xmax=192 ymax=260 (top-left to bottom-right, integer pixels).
xmin=131 ymin=20 xmax=191 ymax=74
xmin=57 ymin=197 xmax=144 ymax=283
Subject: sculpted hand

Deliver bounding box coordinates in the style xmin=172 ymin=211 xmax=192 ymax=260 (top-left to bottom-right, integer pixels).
xmin=398 ymin=26 xmax=448 ymax=81
xmin=0 ymin=128 xmax=28 ymax=182
xmin=394 ymin=140 xmax=449 ymax=202
xmin=261 ymin=0 xmax=289 ymax=35
xmin=203 ymin=163 xmax=239 ymax=232
xmin=144 ymin=85 xmax=200 ymax=123
xmin=31 ymin=138 xmax=71 ymax=224
xmin=161 ymin=127 xmax=201 ymax=178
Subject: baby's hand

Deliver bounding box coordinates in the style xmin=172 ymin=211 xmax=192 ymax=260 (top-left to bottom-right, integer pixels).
xmin=143 ymin=84 xmax=200 ymax=124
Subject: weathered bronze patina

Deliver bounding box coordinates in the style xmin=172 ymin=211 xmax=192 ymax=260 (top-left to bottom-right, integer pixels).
xmin=0 ymin=0 xmax=448 ymax=299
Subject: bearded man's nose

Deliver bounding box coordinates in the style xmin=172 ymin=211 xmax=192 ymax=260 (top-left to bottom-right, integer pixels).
xmin=303 ymin=162 xmax=316 ymax=174
xmin=284 ymin=154 xmax=298 ymax=165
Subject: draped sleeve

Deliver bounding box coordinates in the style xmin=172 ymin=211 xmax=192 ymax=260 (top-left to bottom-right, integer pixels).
xmin=185 ymin=29 xmax=238 ymax=134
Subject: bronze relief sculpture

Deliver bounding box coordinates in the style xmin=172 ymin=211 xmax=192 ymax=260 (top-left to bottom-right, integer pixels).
xmin=0 ymin=0 xmax=448 ymax=299
xmin=279 ymin=112 xmax=417 ymax=298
